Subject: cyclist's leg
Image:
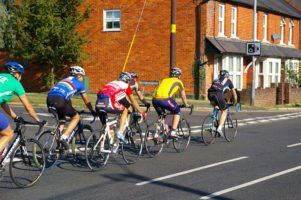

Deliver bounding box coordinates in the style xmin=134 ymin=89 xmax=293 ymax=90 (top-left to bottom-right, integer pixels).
xmin=0 ymin=112 xmax=13 ymax=158
xmin=116 ymin=97 xmax=131 ymax=138
xmin=60 ymin=100 xmax=79 ymax=140
xmin=214 ymin=93 xmax=227 ymax=135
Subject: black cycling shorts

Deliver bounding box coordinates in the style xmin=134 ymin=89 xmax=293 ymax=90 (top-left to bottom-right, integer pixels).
xmin=208 ymin=92 xmax=227 ymax=111
xmin=47 ymin=95 xmax=77 ymax=120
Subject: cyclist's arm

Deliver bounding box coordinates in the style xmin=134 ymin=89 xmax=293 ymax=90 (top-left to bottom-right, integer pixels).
xmin=1 ymin=102 xmax=18 ymax=119
xmin=80 ymin=93 xmax=94 ymax=113
xmin=180 ymin=90 xmax=189 ymax=107
xmin=136 ymin=90 xmax=149 ymax=105
xmin=232 ymin=88 xmax=238 ymax=104
xmin=128 ymin=94 xmax=143 ymax=113
xmin=18 ymin=95 xmax=40 ymax=122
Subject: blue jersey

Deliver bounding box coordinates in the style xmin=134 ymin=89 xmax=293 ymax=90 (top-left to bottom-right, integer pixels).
xmin=48 ymin=76 xmax=85 ymax=100
xmin=208 ymin=77 xmax=234 ymax=93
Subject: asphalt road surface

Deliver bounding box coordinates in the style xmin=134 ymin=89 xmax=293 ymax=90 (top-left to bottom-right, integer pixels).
xmin=1 ymin=107 xmax=301 ymax=200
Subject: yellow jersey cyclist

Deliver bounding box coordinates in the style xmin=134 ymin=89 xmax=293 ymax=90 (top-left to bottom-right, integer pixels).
xmin=0 ymin=62 xmax=45 ymax=162
xmin=207 ymin=69 xmax=237 ymax=137
xmin=47 ymin=66 xmax=96 ymax=146
xmin=128 ymin=72 xmax=151 ymax=108
xmin=152 ymin=67 xmax=190 ymax=138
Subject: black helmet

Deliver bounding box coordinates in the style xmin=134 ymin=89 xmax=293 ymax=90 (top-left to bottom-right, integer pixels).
xmin=171 ymin=67 xmax=182 ymax=78
xmin=129 ymin=72 xmax=138 ymax=80
xmin=220 ymin=70 xmax=229 ymax=78
xmin=119 ymin=72 xmax=132 ymax=83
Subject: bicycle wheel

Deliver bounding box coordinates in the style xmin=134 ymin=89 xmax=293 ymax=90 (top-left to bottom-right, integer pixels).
xmin=173 ymin=119 xmax=191 ymax=153
xmin=85 ymin=131 xmax=110 ymax=171
xmin=121 ymin=125 xmax=143 ymax=164
xmin=201 ymin=115 xmax=218 ymax=145
xmin=37 ymin=130 xmax=60 ymax=169
xmin=9 ymin=139 xmax=45 ymax=188
xmin=224 ymin=115 xmax=238 ymax=142
xmin=145 ymin=122 xmax=164 ymax=157
xmin=72 ymin=125 xmax=93 ymax=161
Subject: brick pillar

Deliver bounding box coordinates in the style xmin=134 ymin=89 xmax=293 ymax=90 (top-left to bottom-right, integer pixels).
xmin=277 ymin=83 xmax=284 ymax=105
xmin=284 ymin=83 xmax=291 ymax=104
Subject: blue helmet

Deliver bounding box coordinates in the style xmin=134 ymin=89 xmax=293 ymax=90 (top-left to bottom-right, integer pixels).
xmin=4 ymin=61 xmax=25 ymax=74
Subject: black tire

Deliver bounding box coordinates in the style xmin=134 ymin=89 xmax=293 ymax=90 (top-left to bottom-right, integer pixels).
xmin=145 ymin=122 xmax=164 ymax=157
xmin=85 ymin=131 xmax=110 ymax=171
xmin=9 ymin=139 xmax=45 ymax=188
xmin=121 ymin=125 xmax=143 ymax=164
xmin=72 ymin=125 xmax=93 ymax=161
xmin=173 ymin=118 xmax=191 ymax=153
xmin=37 ymin=130 xmax=60 ymax=169
xmin=224 ymin=115 xmax=238 ymax=142
xmin=201 ymin=115 xmax=218 ymax=145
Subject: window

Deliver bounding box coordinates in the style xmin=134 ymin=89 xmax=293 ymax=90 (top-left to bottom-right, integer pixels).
xmin=103 ymin=10 xmax=121 ymax=31
xmin=263 ymin=14 xmax=268 ymax=42
xmin=285 ymin=59 xmax=299 ymax=84
xmin=258 ymin=62 xmax=264 ymax=88
xmin=214 ymin=55 xmax=243 ymax=90
xmin=289 ymin=19 xmax=294 ymax=45
xmin=218 ymin=4 xmax=225 ymax=36
xmin=231 ymin=6 xmax=237 ymax=38
xmin=280 ymin=17 xmax=286 ymax=44
xmin=266 ymin=59 xmax=281 ymax=87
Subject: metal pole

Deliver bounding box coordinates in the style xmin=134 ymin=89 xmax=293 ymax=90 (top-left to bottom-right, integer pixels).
xmin=170 ymin=0 xmax=176 ymax=76
xmin=251 ymin=0 xmax=257 ymax=106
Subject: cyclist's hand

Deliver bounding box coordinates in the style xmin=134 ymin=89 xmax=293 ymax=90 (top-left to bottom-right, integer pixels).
xmin=144 ymin=102 xmax=151 ymax=108
xmin=141 ymin=111 xmax=147 ymax=119
xmin=91 ymin=110 xmax=98 ymax=117
xmin=14 ymin=116 xmax=24 ymax=123
xmin=184 ymin=103 xmax=190 ymax=108
xmin=39 ymin=120 xmax=47 ymax=127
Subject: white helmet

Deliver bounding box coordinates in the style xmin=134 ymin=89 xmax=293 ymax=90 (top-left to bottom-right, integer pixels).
xmin=70 ymin=66 xmax=85 ymax=76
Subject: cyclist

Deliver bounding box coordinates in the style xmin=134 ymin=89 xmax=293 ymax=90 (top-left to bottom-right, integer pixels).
xmin=129 ymin=72 xmax=151 ymax=107
xmin=0 ymin=61 xmax=44 ymax=161
xmin=96 ymin=72 xmax=147 ymax=142
xmin=152 ymin=67 xmax=190 ymax=138
xmin=207 ymin=69 xmax=237 ymax=137
xmin=47 ymin=66 xmax=96 ymax=145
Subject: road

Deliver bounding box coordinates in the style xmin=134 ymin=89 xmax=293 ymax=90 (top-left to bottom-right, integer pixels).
xmin=1 ymin=107 xmax=301 ymax=200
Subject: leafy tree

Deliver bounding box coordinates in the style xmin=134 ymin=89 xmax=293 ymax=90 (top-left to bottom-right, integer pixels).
xmin=0 ymin=2 xmax=8 ymax=49
xmin=5 ymin=0 xmax=90 ymax=88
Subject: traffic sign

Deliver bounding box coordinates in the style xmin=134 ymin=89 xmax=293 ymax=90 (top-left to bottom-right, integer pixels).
xmin=246 ymin=42 xmax=261 ymax=56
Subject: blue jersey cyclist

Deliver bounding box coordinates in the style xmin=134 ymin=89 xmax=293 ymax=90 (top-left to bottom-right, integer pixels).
xmin=47 ymin=66 xmax=96 ymax=144
xmin=0 ymin=62 xmax=44 ymax=162
xmin=207 ymin=69 xmax=237 ymax=137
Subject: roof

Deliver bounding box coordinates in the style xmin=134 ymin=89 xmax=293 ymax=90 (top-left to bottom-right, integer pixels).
xmin=226 ymin=0 xmax=301 ymax=19
xmin=206 ymin=37 xmax=301 ymax=59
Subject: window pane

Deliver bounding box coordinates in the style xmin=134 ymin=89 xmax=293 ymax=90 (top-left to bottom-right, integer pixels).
xmin=268 ymin=75 xmax=272 ymax=87
xmin=275 ymin=63 xmax=279 ymax=73
xmin=269 ymin=62 xmax=273 ymax=73
xmin=236 ymin=75 xmax=241 ymax=89
xmin=106 ymin=11 xmax=113 ymax=18
xmin=275 ymin=75 xmax=279 ymax=83
xmin=106 ymin=22 xmax=113 ymax=29
xmin=219 ymin=5 xmax=223 ymax=18
xmin=219 ymin=22 xmax=223 ymax=33
xmin=237 ymin=57 xmax=241 ymax=72
xmin=113 ymin=11 xmax=120 ymax=18
xmin=259 ymin=62 xmax=263 ymax=73
xmin=229 ymin=75 xmax=233 ymax=81
xmin=229 ymin=57 xmax=233 ymax=71
xmin=113 ymin=21 xmax=120 ymax=28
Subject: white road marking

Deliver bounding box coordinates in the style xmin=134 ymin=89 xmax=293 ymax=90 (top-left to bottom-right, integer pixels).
xmin=200 ymin=165 xmax=301 ymax=200
xmin=136 ymin=156 xmax=248 ymax=186
xmin=287 ymin=143 xmax=301 ymax=148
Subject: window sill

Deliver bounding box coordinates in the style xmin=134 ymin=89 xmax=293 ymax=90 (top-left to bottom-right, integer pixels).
xmin=230 ymin=36 xmax=239 ymax=39
xmin=217 ymin=33 xmax=227 ymax=38
xmin=103 ymin=29 xmax=122 ymax=32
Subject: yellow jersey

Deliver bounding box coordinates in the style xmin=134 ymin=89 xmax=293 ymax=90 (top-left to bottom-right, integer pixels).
xmin=153 ymin=77 xmax=184 ymax=98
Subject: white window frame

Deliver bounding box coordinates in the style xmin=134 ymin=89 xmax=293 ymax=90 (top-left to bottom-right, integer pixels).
xmin=285 ymin=59 xmax=299 ymax=84
xmin=231 ymin=6 xmax=237 ymax=38
xmin=288 ymin=19 xmax=294 ymax=46
xmin=218 ymin=4 xmax=225 ymax=37
xmin=280 ymin=17 xmax=286 ymax=45
xmin=256 ymin=58 xmax=281 ymax=88
xmin=103 ymin=10 xmax=121 ymax=32
xmin=263 ymin=13 xmax=268 ymax=42
xmin=214 ymin=55 xmax=243 ymax=90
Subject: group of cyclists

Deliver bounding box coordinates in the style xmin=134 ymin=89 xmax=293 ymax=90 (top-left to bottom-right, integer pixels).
xmin=0 ymin=61 xmax=237 ymax=165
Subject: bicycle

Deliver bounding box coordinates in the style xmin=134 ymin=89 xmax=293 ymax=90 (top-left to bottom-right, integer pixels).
xmin=37 ymin=108 xmax=95 ymax=169
xmin=145 ymin=104 xmax=194 ymax=157
xmin=0 ymin=118 xmax=46 ymax=188
xmin=201 ymin=103 xmax=240 ymax=145
xmin=85 ymin=106 xmax=150 ymax=171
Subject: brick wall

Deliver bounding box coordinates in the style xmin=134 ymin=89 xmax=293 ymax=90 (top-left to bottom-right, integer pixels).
xmin=241 ymin=86 xmax=277 ymax=106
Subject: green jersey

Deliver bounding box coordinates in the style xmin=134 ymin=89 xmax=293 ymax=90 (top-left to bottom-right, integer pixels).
xmin=0 ymin=73 xmax=25 ymax=104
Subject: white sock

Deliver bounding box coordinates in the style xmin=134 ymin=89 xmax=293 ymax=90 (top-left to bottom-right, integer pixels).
xmin=61 ymin=134 xmax=68 ymax=140
xmin=217 ymin=125 xmax=223 ymax=132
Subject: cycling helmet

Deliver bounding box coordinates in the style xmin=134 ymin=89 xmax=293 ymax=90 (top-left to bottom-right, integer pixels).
xmin=70 ymin=66 xmax=85 ymax=76
xmin=171 ymin=67 xmax=182 ymax=78
xmin=129 ymin=72 xmax=138 ymax=80
xmin=220 ymin=70 xmax=229 ymax=78
xmin=4 ymin=61 xmax=25 ymax=74
xmin=119 ymin=72 xmax=132 ymax=83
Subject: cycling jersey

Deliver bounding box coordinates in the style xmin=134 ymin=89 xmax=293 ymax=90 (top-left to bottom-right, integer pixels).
xmin=97 ymin=80 xmax=133 ymax=111
xmin=0 ymin=73 xmax=25 ymax=104
xmin=153 ymin=78 xmax=184 ymax=98
xmin=208 ymin=77 xmax=234 ymax=93
xmin=48 ymin=76 xmax=85 ymax=100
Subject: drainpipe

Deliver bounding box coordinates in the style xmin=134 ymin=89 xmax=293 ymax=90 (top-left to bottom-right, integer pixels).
xmin=170 ymin=0 xmax=176 ymax=76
